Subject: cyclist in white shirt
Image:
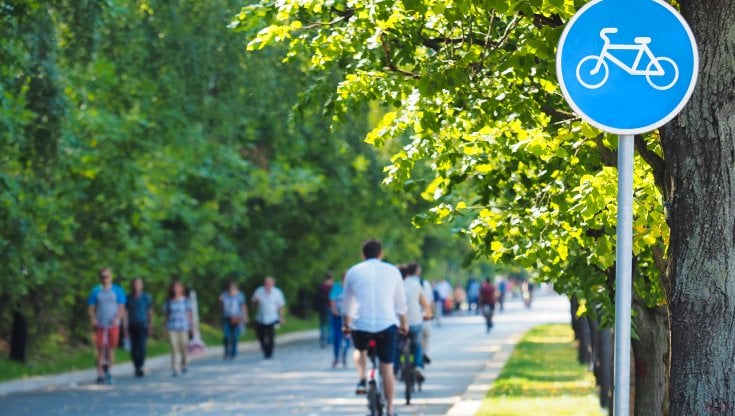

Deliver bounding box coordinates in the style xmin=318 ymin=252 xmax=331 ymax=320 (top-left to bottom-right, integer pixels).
xmin=343 ymin=240 xmax=408 ymax=416
xmin=398 ymin=262 xmax=432 ymax=380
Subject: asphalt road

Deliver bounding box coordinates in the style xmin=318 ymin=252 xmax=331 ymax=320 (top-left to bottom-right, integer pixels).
xmin=0 ymin=294 xmax=570 ymax=416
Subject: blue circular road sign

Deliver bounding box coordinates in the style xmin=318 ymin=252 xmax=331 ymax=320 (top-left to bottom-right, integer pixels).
xmin=556 ymin=0 xmax=698 ymax=135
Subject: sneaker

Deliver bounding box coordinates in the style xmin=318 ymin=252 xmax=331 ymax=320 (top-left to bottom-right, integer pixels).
xmin=105 ymin=373 xmax=113 ymax=385
xmin=181 ymin=367 xmax=187 ymax=374
xmin=423 ymin=354 xmax=431 ymax=364
xmin=95 ymin=376 xmax=105 ymax=385
xmin=355 ymin=379 xmax=367 ymax=395
xmin=172 ymin=371 xmax=178 ymax=377
xmin=332 ymin=360 xmax=338 ymax=369
xmin=134 ymin=369 xmax=144 ymax=378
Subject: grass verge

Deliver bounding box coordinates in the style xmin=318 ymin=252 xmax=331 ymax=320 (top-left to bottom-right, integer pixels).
xmin=0 ymin=315 xmax=318 ymax=382
xmin=476 ymin=323 xmax=605 ymax=416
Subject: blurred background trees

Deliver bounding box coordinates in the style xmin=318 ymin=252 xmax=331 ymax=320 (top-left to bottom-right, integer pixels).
xmin=0 ymin=0 xmax=473 ymax=356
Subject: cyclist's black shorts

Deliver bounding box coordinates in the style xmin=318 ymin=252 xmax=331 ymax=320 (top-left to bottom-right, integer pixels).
xmin=352 ymin=325 xmax=398 ymax=364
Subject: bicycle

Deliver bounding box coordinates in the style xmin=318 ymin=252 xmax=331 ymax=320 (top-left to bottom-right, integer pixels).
xmin=397 ymin=334 xmax=422 ymax=405
xmin=576 ymin=27 xmax=679 ymax=91
xmin=366 ymin=339 xmax=385 ymax=416
xmin=482 ymin=304 xmax=495 ymax=333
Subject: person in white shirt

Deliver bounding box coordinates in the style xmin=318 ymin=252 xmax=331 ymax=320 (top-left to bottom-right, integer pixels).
xmin=434 ymin=278 xmax=453 ymax=324
xmin=343 ymin=240 xmax=408 ymax=416
xmin=419 ymin=271 xmax=434 ymax=363
xmin=398 ymin=262 xmax=432 ymax=379
xmin=251 ymin=276 xmax=285 ymax=359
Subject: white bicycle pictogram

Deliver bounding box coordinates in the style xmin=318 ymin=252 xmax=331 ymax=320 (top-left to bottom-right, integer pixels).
xmin=575 ymin=27 xmax=679 ymax=90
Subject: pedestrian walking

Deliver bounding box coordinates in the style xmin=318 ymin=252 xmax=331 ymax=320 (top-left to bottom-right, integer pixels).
xmin=466 ymin=277 xmax=481 ymax=314
xmin=219 ymin=280 xmax=249 ymax=360
xmin=417 ymin=268 xmax=434 ymax=364
xmin=435 ymin=278 xmax=452 ymax=320
xmin=479 ymin=278 xmax=497 ymax=333
xmin=316 ymin=273 xmax=334 ymax=348
xmin=87 ymin=267 xmax=127 ymax=384
xmin=453 ymin=284 xmax=467 ymax=312
xmin=165 ymin=280 xmax=192 ymax=376
xmin=125 ymin=277 xmax=153 ymax=378
xmin=497 ymin=278 xmax=507 ymax=311
xmin=252 ymin=276 xmax=286 ymax=359
xmin=329 ymin=273 xmax=351 ymax=368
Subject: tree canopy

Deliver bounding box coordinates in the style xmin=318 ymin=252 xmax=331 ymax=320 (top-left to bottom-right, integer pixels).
xmin=0 ymin=0 xmax=472 ymax=349
xmin=234 ymin=0 xmax=668 ymax=325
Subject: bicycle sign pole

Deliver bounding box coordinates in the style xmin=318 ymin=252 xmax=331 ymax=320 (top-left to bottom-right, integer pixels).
xmin=556 ymin=0 xmax=698 ymax=415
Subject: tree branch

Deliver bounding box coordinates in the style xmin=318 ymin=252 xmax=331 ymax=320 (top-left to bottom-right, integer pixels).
xmin=592 ymin=134 xmax=617 ymax=167
xmin=301 ymin=8 xmax=354 ymax=30
xmin=541 ymin=104 xmax=575 ymax=122
xmin=634 ymin=134 xmax=669 ymax=197
xmin=381 ymin=34 xmax=420 ymax=79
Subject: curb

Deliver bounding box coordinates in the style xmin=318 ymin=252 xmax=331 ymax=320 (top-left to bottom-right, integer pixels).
xmin=445 ymin=331 xmax=524 ymax=416
xmin=0 ymin=329 xmax=318 ymax=397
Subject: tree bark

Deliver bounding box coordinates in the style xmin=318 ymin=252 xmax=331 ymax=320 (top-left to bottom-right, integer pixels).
xmin=598 ymin=327 xmax=614 ymax=411
xmin=570 ymin=296 xmax=594 ymax=366
xmin=632 ymin=299 xmax=670 ymax=416
xmin=590 ymin=316 xmax=615 ymax=410
xmin=578 ymin=315 xmax=593 ymax=367
xmin=661 ymin=1 xmax=735 ymax=414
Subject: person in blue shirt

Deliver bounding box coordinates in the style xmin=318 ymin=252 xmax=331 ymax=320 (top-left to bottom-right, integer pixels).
xmin=219 ymin=280 xmax=249 ymax=360
xmin=329 ymin=273 xmax=351 ymax=368
xmin=125 ymin=277 xmax=153 ymax=377
xmin=87 ymin=267 xmax=126 ymax=385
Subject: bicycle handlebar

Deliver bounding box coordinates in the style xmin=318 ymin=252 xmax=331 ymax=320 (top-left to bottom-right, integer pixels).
xmin=600 ymin=27 xmax=618 ymax=39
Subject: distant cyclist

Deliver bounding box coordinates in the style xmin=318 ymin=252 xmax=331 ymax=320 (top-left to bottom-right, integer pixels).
xmin=88 ymin=267 xmax=126 ymax=384
xmin=479 ymin=278 xmax=497 ymax=333
xmin=343 ymin=239 xmax=408 ymax=416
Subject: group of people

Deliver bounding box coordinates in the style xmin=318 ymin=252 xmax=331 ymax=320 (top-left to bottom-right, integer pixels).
xmin=86 ymin=268 xmax=285 ymax=385
xmin=87 ymin=239 xmax=507 ymax=416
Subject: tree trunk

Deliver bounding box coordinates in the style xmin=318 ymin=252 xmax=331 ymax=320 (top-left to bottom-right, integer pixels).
xmin=10 ymin=311 xmax=28 ymax=362
xmin=578 ymin=315 xmax=593 ymax=367
xmin=598 ymin=327 xmax=614 ymax=411
xmin=570 ymin=296 xmax=594 ymax=366
xmin=632 ymin=299 xmax=670 ymax=416
xmin=662 ymin=1 xmax=735 ymax=414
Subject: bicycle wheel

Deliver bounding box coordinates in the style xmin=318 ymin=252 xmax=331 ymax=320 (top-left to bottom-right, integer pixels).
xmin=575 ymin=56 xmax=609 ymax=89
xmin=403 ymin=359 xmax=414 ymax=405
xmin=646 ymin=57 xmax=679 ymax=90
xmin=368 ymin=380 xmax=380 ymax=416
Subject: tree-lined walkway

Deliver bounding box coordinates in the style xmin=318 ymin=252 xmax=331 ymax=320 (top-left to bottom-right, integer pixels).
xmin=0 ymin=294 xmax=570 ymax=416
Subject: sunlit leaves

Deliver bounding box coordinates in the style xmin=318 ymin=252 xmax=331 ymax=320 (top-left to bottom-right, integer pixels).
xmin=238 ymin=0 xmax=670 ymax=324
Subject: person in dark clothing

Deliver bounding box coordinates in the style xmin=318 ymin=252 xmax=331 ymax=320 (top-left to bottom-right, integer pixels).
xmin=125 ymin=277 xmax=153 ymax=377
xmin=479 ymin=278 xmax=497 ymax=333
xmin=252 ymin=276 xmax=286 ymax=358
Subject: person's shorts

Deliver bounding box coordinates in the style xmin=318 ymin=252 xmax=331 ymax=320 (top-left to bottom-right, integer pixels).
xmin=352 ymin=325 xmax=398 ymax=364
xmin=94 ymin=326 xmax=120 ymax=349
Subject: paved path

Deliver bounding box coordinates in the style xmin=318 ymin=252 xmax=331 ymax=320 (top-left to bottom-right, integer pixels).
xmin=0 ymin=294 xmax=570 ymax=416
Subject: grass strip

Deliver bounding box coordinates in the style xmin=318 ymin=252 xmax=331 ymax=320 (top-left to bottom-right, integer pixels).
xmin=477 ymin=323 xmax=605 ymax=416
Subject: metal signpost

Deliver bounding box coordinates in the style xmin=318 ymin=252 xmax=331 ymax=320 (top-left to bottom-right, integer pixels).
xmin=556 ymin=0 xmax=698 ymax=414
